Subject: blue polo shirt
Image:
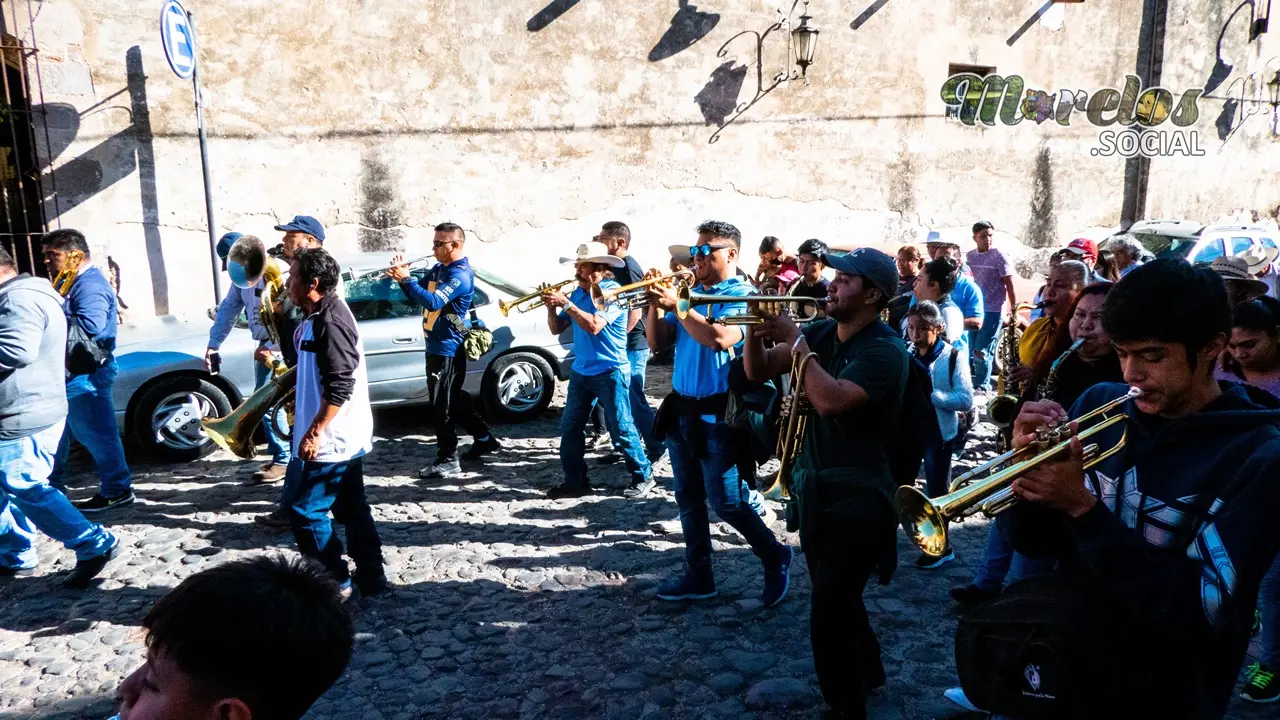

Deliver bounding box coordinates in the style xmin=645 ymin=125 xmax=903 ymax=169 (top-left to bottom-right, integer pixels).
xmin=560 ymin=281 xmax=629 ymax=377
xmin=663 ymin=276 xmax=751 ymax=398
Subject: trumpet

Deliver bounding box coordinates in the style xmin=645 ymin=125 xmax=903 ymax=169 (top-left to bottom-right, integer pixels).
xmin=675 ymin=283 xmax=825 ymax=325
xmin=895 ymin=386 xmax=1141 ymax=558
xmin=591 ymin=270 xmax=691 ymax=311
xmin=348 ymin=255 xmax=434 ymax=281
xmin=498 ymin=278 xmax=575 ymax=316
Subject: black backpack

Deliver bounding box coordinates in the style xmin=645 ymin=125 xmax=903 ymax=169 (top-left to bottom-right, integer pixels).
xmin=888 ymin=351 xmax=941 ymax=486
xmin=66 ymin=322 xmax=109 ymax=376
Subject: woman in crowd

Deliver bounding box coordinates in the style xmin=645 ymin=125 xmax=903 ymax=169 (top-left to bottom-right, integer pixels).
xmin=906 ymin=301 xmax=974 ymax=569
xmin=909 ymin=257 xmax=967 ymax=350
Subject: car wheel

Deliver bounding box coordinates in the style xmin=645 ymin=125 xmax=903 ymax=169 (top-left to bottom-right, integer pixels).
xmin=482 ymin=352 xmax=555 ymax=423
xmin=132 ymin=376 xmax=233 ymax=461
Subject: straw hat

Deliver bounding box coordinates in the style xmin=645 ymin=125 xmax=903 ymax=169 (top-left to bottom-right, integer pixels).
xmin=1210 ymin=256 xmax=1269 ymax=296
xmin=560 ymin=241 xmax=624 ymax=268
xmin=1235 ymin=243 xmax=1280 ymax=275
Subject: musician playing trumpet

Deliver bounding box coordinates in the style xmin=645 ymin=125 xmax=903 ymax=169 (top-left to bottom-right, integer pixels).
xmin=946 ymin=260 xmax=1280 ymax=718
xmin=742 ymin=248 xmax=907 ymax=720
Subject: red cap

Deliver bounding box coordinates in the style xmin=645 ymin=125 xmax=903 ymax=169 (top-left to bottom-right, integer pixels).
xmin=1063 ymin=238 xmax=1098 ymax=260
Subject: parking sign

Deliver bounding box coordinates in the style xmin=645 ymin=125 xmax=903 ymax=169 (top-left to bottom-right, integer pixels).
xmin=160 ymin=0 xmax=196 ymax=80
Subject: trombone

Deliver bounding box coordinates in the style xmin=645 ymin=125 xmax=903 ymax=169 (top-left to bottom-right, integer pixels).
xmin=591 ymin=270 xmax=691 ymax=311
xmin=348 ymin=255 xmax=434 ymax=281
xmin=675 ymin=283 xmax=825 ymax=325
xmin=498 ymin=278 xmax=575 ymax=316
xmin=895 ymin=386 xmax=1141 ymax=558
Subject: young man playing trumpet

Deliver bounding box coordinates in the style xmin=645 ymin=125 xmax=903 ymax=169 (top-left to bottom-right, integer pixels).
xmin=743 ymin=248 xmax=907 ymax=720
xmin=542 ymin=242 xmax=653 ymax=499
xmin=949 ymin=259 xmax=1280 ymax=718
xmin=644 ymin=221 xmax=792 ymax=608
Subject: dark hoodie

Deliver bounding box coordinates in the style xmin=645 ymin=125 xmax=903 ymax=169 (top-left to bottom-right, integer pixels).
xmin=1009 ymin=381 xmax=1280 ymax=719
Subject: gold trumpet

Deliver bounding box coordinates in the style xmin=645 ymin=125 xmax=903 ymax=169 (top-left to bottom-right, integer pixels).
xmin=591 ymin=270 xmax=691 ymax=310
xmin=498 ymin=279 xmax=575 ymax=316
xmin=348 ymin=255 xmax=435 ymax=281
xmin=675 ymin=283 xmax=825 ymax=325
xmin=764 ymin=350 xmax=819 ymax=499
xmin=896 ymin=386 xmax=1141 ymax=558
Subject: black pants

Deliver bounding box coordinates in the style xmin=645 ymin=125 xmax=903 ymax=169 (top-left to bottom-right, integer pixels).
xmin=806 ymin=494 xmax=896 ymax=717
xmin=426 ymin=350 xmax=492 ymax=460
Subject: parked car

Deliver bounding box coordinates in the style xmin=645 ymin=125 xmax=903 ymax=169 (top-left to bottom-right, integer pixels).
xmin=112 ymin=253 xmax=573 ymax=461
xmin=1105 ymin=220 xmax=1280 ymax=266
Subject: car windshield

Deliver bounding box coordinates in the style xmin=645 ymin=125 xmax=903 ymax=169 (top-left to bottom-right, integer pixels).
xmin=1128 ymin=232 xmax=1200 ymax=260
xmin=475 ymin=268 xmax=532 ymax=297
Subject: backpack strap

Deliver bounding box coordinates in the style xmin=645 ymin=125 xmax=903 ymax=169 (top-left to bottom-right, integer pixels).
xmin=949 ymin=347 xmax=959 ymax=384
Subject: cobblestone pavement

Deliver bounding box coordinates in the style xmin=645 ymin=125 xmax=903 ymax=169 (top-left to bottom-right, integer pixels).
xmin=0 ymin=365 xmax=1269 ymax=720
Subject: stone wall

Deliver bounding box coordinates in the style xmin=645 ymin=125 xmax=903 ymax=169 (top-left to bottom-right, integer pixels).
xmin=17 ymin=0 xmax=1280 ymax=316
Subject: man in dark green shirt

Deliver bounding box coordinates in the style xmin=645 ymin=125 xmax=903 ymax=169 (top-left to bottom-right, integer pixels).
xmin=743 ymin=247 xmax=907 ymax=720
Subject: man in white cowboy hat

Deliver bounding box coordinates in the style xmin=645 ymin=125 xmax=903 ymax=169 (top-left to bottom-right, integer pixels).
xmin=541 ymin=241 xmax=654 ymax=499
xmin=1237 ymin=242 xmax=1280 ymax=300
xmin=1211 ymin=255 xmax=1270 ymax=306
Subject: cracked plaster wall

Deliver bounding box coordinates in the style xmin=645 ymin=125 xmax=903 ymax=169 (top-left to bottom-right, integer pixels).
xmin=21 ymin=0 xmax=1280 ymax=317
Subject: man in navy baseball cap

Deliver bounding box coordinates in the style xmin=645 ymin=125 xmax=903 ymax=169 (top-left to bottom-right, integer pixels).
xmin=274 ymin=215 xmax=325 ymax=261
xmin=822 ymin=247 xmax=899 ymax=303
xmin=216 ymin=231 xmax=243 ymax=271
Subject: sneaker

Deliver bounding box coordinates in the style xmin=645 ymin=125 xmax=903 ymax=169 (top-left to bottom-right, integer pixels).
xmin=590 ymin=433 xmax=612 ymax=451
xmin=943 ymin=687 xmax=983 ymax=712
xmin=645 ymin=447 xmax=666 ymax=464
xmin=655 ymin=572 xmax=717 ymax=601
xmin=0 ymin=565 xmax=36 ymax=578
xmin=63 ymin=534 xmax=120 ymax=589
xmin=251 ymin=463 xmax=286 ymax=484
xmin=950 ymin=584 xmax=1000 ymax=607
xmin=623 ymin=477 xmax=655 ymax=498
xmin=355 ymin=574 xmax=391 ymax=597
xmin=420 ymin=458 xmax=461 ymax=478
xmin=761 ymin=544 xmax=793 ymax=609
xmin=77 ymin=491 xmax=135 ymax=513
xmin=253 ymin=509 xmax=292 ymax=530
xmin=1243 ymin=663 xmax=1279 ymax=703
xmin=547 ymin=483 xmax=593 ymax=500
xmin=461 ymin=436 xmax=501 ymax=461
xmin=914 ymin=549 xmax=956 ymax=570
xmin=595 ymin=452 xmax=623 ymax=466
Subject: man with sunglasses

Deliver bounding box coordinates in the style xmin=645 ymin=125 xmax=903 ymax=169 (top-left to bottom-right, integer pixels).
xmin=643 ymin=221 xmax=792 ymax=609
xmin=389 ymin=223 xmax=500 ymax=479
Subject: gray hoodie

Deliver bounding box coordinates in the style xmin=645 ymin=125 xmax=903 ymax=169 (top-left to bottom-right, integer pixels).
xmin=0 ymin=274 xmax=68 ymax=440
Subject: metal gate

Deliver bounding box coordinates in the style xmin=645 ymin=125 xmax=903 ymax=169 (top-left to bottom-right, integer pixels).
xmin=0 ymin=0 xmax=52 ymax=277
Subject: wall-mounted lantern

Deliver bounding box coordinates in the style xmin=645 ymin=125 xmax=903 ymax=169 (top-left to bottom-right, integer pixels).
xmin=791 ymin=13 xmax=819 ymax=78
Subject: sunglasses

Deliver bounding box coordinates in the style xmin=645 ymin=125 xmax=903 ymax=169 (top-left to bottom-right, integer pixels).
xmin=688 ymin=244 xmax=732 ymax=259
xmin=432 ymin=240 xmax=456 ymax=248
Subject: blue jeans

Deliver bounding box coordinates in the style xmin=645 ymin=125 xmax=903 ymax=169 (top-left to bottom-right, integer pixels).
xmin=51 ymin=362 xmax=132 ymax=497
xmin=283 ymin=456 xmax=384 ymax=586
xmin=626 ymin=349 xmax=660 ymax=456
xmin=0 ymin=421 xmax=116 ymax=569
xmin=1261 ymin=552 xmax=1280 ymax=667
xmin=968 ymin=310 xmax=1003 ymax=391
xmin=561 ymin=368 xmax=651 ymax=487
xmin=922 ymin=438 xmax=956 ymax=499
xmin=254 ymin=361 xmax=291 ymax=465
xmin=667 ymin=413 xmax=783 ymax=578
xmin=972 ymin=513 xmax=1056 ymax=592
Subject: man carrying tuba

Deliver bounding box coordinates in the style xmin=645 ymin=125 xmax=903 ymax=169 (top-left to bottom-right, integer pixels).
xmin=206 ymin=232 xmax=292 ymax=484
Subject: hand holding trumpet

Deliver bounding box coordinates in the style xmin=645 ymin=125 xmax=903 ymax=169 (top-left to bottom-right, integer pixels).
xmin=643 ymin=268 xmax=681 ymax=312
xmin=386 ymin=254 xmax=411 ymax=282
xmin=539 ymin=282 xmax=570 ymax=311
xmin=1008 ymin=399 xmax=1095 ymax=517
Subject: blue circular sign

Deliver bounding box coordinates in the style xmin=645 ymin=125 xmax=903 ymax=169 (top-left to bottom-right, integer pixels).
xmin=160 ymin=0 xmax=197 ymax=80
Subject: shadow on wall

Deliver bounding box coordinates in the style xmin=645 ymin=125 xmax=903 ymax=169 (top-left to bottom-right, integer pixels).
xmin=694 ymin=61 xmax=748 ymax=127
xmin=648 ymin=0 xmax=720 ymax=62
xmin=526 ymin=0 xmax=582 ymax=32
xmin=358 ymin=150 xmax=406 ymax=253
xmin=851 ymin=0 xmax=892 ymax=30
xmin=1023 ymin=144 xmax=1057 ymax=249
xmin=39 ymin=46 xmax=169 ymax=314
xmin=1205 ymin=1 xmax=1259 ymax=94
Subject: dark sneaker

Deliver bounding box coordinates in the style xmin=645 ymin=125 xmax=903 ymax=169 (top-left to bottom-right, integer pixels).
xmin=420 ymin=458 xmax=461 ymax=478
xmin=623 ymin=477 xmax=655 ymax=498
xmin=356 ymin=574 xmax=391 ymax=597
xmin=762 ymin=544 xmax=793 ymax=609
xmin=1243 ymin=663 xmax=1279 ymax=703
xmin=253 ymin=509 xmax=292 ymax=530
xmin=915 ymin=549 xmax=956 ymax=570
xmin=655 ymin=572 xmax=717 ymax=601
xmin=950 ymin=584 xmax=1000 ymax=607
xmin=0 ymin=565 xmax=36 ymax=578
xmin=547 ymin=483 xmax=593 ymax=500
xmin=462 ymin=437 xmax=501 ymax=461
xmin=646 ymin=447 xmax=666 ymax=465
xmin=63 ymin=535 xmax=120 ymax=589
xmin=250 ymin=463 xmax=286 ymax=484
xmin=77 ymin=491 xmax=135 ymax=513
xmin=595 ymin=452 xmax=623 ymax=465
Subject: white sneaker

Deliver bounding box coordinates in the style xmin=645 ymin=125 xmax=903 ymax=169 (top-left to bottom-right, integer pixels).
xmin=943 ymin=687 xmax=982 ymax=712
xmin=420 ymin=458 xmax=461 ymax=478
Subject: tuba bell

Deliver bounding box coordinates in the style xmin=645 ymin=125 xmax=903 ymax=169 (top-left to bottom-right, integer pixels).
xmin=201 ymin=367 xmax=297 ymax=459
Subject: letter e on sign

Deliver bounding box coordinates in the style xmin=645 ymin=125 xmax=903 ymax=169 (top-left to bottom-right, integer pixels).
xmin=160 ymin=0 xmax=197 ymax=80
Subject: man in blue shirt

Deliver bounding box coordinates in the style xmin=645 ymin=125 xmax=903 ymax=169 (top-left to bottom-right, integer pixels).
xmin=644 ymin=221 xmax=792 ymax=609
xmin=541 ymin=241 xmax=652 ymax=499
xmin=42 ymin=229 xmax=135 ymax=513
xmin=389 ymin=223 xmax=499 ymax=479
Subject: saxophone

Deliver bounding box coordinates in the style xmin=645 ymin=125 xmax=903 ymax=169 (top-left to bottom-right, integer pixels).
xmin=1036 ymin=338 xmax=1086 ymax=402
xmin=985 ymin=303 xmax=1038 ymax=429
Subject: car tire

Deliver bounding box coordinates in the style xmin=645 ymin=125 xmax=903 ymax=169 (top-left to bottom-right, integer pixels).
xmin=482 ymin=352 xmax=556 ymax=424
xmin=132 ymin=376 xmax=234 ymax=461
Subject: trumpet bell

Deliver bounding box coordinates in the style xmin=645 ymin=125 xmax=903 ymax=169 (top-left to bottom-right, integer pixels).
xmin=894 ymin=485 xmax=950 ymax=558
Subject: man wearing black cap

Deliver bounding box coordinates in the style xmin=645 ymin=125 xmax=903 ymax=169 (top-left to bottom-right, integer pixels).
xmin=744 ymin=247 xmax=909 ymax=720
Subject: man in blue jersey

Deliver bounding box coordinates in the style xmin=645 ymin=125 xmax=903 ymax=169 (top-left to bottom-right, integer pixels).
xmin=643 ymin=221 xmax=792 ymax=609
xmin=389 ymin=223 xmax=499 ymax=479
xmin=542 ymin=241 xmax=652 ymax=499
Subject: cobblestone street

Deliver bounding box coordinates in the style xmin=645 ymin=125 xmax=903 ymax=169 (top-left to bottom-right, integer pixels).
xmin=0 ymin=367 xmax=1269 ymax=720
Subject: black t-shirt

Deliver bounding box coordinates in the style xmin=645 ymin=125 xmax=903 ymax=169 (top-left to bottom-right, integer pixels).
xmin=613 ymin=255 xmax=647 ymax=352
xmin=788 ymin=277 xmax=829 ymax=300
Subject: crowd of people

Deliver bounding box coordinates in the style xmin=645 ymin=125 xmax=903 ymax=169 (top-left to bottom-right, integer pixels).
xmin=1 ymin=215 xmax=1279 ymax=720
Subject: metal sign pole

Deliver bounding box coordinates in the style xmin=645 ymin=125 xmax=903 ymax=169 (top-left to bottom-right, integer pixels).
xmin=186 ymin=9 xmax=222 ymax=303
